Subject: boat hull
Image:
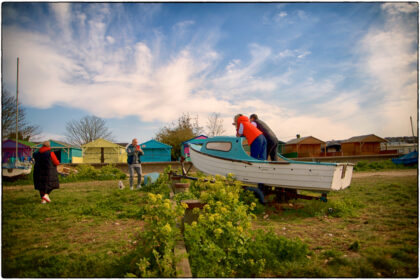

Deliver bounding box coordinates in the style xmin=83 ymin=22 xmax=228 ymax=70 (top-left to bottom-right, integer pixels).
xmin=190 ymin=146 xmax=353 ymax=192
xmin=2 ymin=167 xmax=32 ymax=177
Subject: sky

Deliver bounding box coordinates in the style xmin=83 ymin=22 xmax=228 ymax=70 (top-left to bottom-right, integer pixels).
xmin=2 ymin=2 xmax=418 ymax=144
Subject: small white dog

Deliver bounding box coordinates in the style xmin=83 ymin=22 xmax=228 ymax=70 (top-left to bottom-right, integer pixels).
xmin=118 ymin=180 xmax=125 ymax=190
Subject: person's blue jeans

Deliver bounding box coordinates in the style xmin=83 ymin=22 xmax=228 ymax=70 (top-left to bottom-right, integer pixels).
xmin=129 ymin=164 xmax=142 ymax=188
xmin=250 ymin=134 xmax=267 ymax=160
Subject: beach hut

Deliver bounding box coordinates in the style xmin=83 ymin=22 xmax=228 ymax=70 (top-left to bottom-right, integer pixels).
xmin=277 ymin=140 xmax=286 ymax=155
xmin=33 ymin=140 xmax=82 ymax=163
xmin=283 ymin=136 xmax=325 ymax=158
xmin=341 ymin=134 xmax=387 ymax=156
xmin=140 ymin=139 xmax=172 ymax=162
xmin=180 ymin=135 xmax=208 ymax=161
xmin=82 ymin=138 xmax=127 ymax=163
xmin=2 ymin=139 xmax=36 ymax=163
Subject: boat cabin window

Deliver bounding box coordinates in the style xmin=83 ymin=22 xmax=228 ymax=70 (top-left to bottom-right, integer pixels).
xmin=205 ymin=142 xmax=232 ymax=152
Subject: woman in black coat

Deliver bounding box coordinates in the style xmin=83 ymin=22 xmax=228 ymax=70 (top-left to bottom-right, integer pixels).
xmin=33 ymin=141 xmax=60 ymax=203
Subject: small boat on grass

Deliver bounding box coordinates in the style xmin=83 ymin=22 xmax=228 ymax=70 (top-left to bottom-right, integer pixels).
xmin=392 ymin=151 xmax=418 ymax=165
xmin=2 ymin=160 xmax=32 ymax=178
xmin=189 ymin=136 xmax=354 ymax=193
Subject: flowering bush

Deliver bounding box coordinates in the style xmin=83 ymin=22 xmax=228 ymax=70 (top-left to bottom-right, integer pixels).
xmin=128 ymin=168 xmax=308 ymax=277
xmin=125 ymin=192 xmax=185 ymax=277
xmin=183 ymin=173 xmax=308 ymax=277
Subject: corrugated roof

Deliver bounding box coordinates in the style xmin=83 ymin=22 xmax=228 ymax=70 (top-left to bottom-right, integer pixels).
xmin=4 ymin=138 xmax=37 ymax=147
xmin=342 ymin=134 xmax=387 ymax=143
xmin=82 ymin=138 xmax=124 ymax=148
xmin=182 ymin=135 xmax=208 ymax=145
xmin=33 ymin=139 xmax=81 ymax=149
xmin=286 ymin=136 xmax=325 ymax=145
xmin=140 ymin=139 xmax=172 ymax=149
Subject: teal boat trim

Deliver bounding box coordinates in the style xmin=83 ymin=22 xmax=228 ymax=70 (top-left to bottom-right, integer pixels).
xmin=190 ymin=136 xmax=338 ymax=167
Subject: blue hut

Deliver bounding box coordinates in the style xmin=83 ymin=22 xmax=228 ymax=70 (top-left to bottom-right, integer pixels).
xmin=33 ymin=140 xmax=82 ymax=163
xmin=139 ymin=139 xmax=172 ymax=162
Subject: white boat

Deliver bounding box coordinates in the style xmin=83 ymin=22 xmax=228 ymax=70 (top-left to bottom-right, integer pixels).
xmin=2 ymin=161 xmax=32 ymax=177
xmin=189 ymin=136 xmax=354 ymax=192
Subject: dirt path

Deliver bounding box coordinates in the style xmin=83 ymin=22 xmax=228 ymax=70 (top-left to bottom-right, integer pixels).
xmin=352 ymin=169 xmax=417 ymax=178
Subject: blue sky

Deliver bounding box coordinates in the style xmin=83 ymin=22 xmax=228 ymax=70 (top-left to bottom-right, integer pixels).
xmin=2 ymin=2 xmax=418 ymax=144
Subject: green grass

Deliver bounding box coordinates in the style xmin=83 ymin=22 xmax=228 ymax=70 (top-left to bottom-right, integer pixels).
xmin=353 ymin=159 xmax=417 ymax=171
xmin=254 ymin=174 xmax=418 ymax=277
xmin=2 ymin=171 xmax=418 ymax=277
xmin=2 ymin=180 xmax=145 ymax=277
xmin=2 ymin=164 xmax=127 ymax=186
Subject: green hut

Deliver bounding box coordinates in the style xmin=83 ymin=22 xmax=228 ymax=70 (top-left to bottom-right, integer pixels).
xmin=33 ymin=140 xmax=82 ymax=164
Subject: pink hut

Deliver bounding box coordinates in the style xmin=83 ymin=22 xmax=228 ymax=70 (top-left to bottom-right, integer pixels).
xmin=180 ymin=135 xmax=208 ymax=161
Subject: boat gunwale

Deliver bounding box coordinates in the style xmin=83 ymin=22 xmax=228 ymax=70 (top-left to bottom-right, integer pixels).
xmin=190 ymin=140 xmax=343 ymax=166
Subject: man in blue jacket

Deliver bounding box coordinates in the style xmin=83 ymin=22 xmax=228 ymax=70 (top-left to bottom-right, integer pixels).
xmin=126 ymin=138 xmax=144 ymax=190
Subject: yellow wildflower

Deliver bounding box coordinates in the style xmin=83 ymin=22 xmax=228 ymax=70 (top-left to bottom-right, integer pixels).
xmin=214 ymin=228 xmax=223 ymax=235
xmin=148 ymin=193 xmax=157 ymax=203
xmin=181 ymin=202 xmax=188 ymax=209
xmin=162 ymin=223 xmax=172 ymax=234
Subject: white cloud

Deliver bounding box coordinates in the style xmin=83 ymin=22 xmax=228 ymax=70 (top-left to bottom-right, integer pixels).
xmin=50 ymin=3 xmax=72 ymax=42
xmin=2 ymin=3 xmax=418 ymax=142
xmin=381 ymin=3 xmax=418 ymax=15
xmin=355 ymin=3 xmax=418 ymax=136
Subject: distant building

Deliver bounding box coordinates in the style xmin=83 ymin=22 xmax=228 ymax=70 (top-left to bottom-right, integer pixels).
xmin=283 ymin=136 xmax=325 ymax=158
xmin=277 ymin=140 xmax=286 ymax=155
xmin=341 ymin=134 xmax=387 ymax=156
xmin=139 ymin=139 xmax=172 ymax=162
xmin=2 ymin=139 xmax=36 ymax=163
xmin=82 ymin=138 xmax=127 ymax=163
xmin=33 ymin=140 xmax=82 ymax=163
xmin=180 ymin=135 xmax=208 ymax=161
xmin=382 ymin=141 xmax=418 ymax=155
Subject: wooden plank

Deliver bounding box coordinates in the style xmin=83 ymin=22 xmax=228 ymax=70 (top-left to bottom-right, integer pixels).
xmin=174 ymin=239 xmax=192 ymax=277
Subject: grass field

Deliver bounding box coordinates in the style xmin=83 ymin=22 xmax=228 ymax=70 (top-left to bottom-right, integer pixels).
xmin=2 ymin=170 xmax=418 ymax=277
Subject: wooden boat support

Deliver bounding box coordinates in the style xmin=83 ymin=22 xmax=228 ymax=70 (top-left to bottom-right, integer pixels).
xmin=252 ymin=184 xmax=328 ymax=203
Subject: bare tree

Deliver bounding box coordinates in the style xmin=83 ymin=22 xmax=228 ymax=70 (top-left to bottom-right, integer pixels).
xmin=206 ymin=112 xmax=225 ymax=137
xmin=65 ymin=115 xmax=114 ymax=146
xmin=2 ymin=89 xmax=41 ymax=141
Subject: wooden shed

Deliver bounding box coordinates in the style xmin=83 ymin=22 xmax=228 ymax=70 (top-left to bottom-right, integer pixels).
xmin=2 ymin=139 xmax=36 ymax=163
xmin=33 ymin=140 xmax=82 ymax=164
xmin=283 ymin=136 xmax=325 ymax=158
xmin=82 ymin=138 xmax=127 ymax=164
xmin=140 ymin=139 xmax=172 ymax=162
xmin=341 ymin=134 xmax=387 ymax=156
xmin=180 ymin=135 xmax=208 ymax=161
xmin=277 ymin=140 xmax=286 ymax=155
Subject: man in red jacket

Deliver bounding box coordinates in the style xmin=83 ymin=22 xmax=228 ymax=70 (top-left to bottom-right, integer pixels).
xmin=33 ymin=141 xmax=60 ymax=203
xmin=234 ymin=114 xmax=267 ymax=160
